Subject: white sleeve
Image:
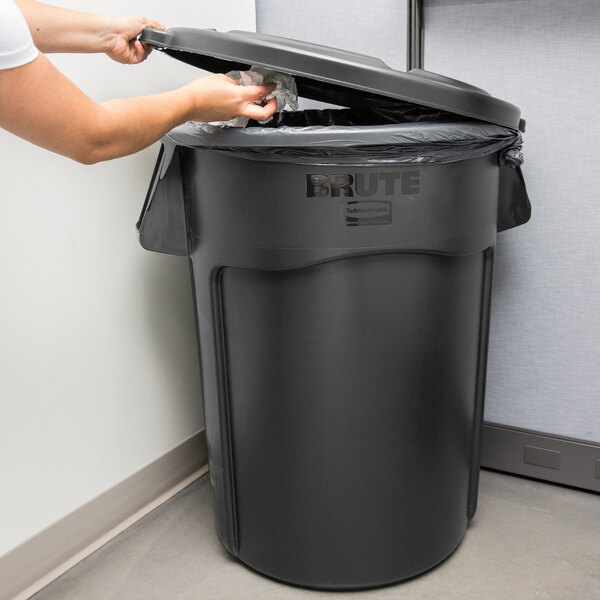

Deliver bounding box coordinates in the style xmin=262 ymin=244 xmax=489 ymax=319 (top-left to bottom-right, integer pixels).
xmin=0 ymin=0 xmax=39 ymax=70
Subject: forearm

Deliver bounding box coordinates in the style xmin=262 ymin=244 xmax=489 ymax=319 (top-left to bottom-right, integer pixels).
xmin=90 ymin=91 xmax=194 ymax=163
xmin=15 ymin=0 xmax=113 ymax=53
xmin=89 ymin=74 xmax=279 ymax=162
xmin=0 ymin=53 xmax=192 ymax=163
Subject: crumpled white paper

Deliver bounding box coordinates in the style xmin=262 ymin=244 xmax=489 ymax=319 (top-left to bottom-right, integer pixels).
xmin=191 ymin=66 xmax=298 ymax=130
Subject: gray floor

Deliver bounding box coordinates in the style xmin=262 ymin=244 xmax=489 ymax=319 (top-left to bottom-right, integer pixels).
xmin=32 ymin=470 xmax=600 ymax=600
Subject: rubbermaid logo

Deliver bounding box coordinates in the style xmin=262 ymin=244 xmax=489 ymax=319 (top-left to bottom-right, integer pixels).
xmin=343 ymin=201 xmax=391 ymax=226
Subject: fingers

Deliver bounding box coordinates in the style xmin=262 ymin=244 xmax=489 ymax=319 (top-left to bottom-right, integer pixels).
xmin=116 ymin=16 xmax=163 ymax=40
xmin=233 ymin=83 xmax=278 ymax=120
xmin=140 ymin=42 xmax=153 ymax=56
xmin=144 ymin=18 xmax=166 ymax=31
xmin=245 ymin=82 xmax=277 ymax=101
xmin=126 ymin=39 xmax=150 ymax=64
xmin=242 ymin=97 xmax=278 ymax=121
xmin=134 ymin=17 xmax=165 ymax=62
xmin=136 ymin=40 xmax=155 ymax=62
xmin=134 ymin=18 xmax=165 ymax=62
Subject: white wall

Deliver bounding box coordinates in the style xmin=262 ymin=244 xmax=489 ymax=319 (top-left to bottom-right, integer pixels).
xmin=0 ymin=0 xmax=256 ymax=556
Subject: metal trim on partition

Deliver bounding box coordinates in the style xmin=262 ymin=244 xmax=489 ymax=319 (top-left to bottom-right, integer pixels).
xmin=407 ymin=0 xmax=424 ymax=70
xmin=481 ymin=423 xmax=600 ymax=492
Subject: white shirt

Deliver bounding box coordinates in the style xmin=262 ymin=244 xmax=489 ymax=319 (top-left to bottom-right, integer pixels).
xmin=0 ymin=0 xmax=38 ymax=70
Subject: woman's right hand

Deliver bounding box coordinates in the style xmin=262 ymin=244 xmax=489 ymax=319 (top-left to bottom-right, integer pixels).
xmin=183 ymin=74 xmax=278 ymax=123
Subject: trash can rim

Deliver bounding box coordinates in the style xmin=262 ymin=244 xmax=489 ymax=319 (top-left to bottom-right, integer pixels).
xmin=166 ymin=120 xmax=521 ymax=150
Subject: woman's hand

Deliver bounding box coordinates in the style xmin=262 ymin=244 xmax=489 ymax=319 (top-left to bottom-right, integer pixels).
xmin=183 ymin=74 xmax=278 ymax=123
xmin=103 ymin=17 xmax=166 ymax=65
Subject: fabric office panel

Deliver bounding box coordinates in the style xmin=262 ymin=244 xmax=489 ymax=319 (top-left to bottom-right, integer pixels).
xmin=256 ymin=0 xmax=407 ymax=72
xmin=423 ymin=0 xmax=600 ymax=444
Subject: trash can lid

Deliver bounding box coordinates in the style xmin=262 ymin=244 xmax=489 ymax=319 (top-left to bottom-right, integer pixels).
xmin=141 ymin=27 xmax=523 ymax=131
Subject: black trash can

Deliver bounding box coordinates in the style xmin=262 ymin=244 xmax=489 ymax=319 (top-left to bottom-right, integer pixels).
xmin=137 ymin=28 xmax=530 ymax=590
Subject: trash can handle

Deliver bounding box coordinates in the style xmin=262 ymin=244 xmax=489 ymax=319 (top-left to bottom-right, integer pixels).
xmin=498 ymin=165 xmax=531 ymax=232
xmin=137 ymin=144 xmax=190 ymax=256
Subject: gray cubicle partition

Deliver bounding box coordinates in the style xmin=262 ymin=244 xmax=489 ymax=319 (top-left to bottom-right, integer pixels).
xmin=257 ymin=0 xmax=600 ymax=492
xmin=412 ymin=0 xmax=600 ymax=492
xmin=256 ymin=0 xmax=408 ymax=82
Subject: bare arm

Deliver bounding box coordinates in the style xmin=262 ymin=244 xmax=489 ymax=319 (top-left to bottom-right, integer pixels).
xmin=14 ymin=0 xmax=163 ymax=63
xmin=0 ymin=53 xmax=277 ymax=164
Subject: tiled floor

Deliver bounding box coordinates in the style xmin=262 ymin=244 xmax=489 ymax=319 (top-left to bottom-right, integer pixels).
xmin=32 ymin=470 xmax=600 ymax=600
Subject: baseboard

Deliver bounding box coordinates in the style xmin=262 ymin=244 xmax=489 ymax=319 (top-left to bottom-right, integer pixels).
xmin=481 ymin=422 xmax=600 ymax=492
xmin=0 ymin=430 xmax=208 ymax=600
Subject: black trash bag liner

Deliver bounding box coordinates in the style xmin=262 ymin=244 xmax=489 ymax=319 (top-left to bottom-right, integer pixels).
xmin=247 ymin=103 xmax=468 ymax=128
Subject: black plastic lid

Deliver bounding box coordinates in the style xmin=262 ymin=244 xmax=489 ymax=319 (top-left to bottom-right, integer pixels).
xmin=141 ymin=27 xmax=524 ymax=131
